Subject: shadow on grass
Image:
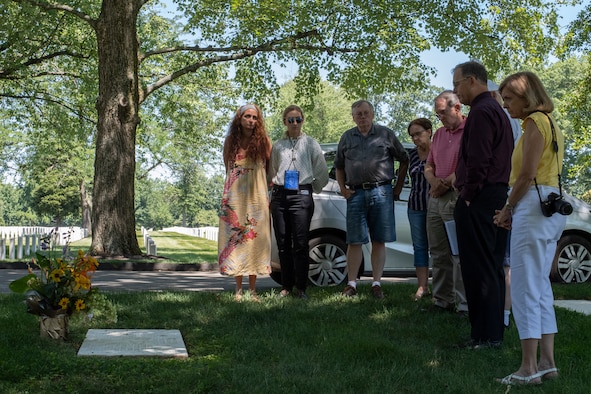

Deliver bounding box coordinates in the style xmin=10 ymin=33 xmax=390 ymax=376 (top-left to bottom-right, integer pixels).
xmin=2 ymin=283 xmax=590 ymax=393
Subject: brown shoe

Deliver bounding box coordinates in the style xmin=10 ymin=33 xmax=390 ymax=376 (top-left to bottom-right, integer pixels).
xmin=342 ymin=285 xmax=357 ymax=297
xmin=371 ymin=285 xmax=384 ymax=299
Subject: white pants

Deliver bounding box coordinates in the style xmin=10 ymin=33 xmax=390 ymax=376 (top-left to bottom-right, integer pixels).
xmin=510 ymin=186 xmax=566 ymax=339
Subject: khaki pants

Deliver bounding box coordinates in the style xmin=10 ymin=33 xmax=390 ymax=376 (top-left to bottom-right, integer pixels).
xmin=427 ymin=191 xmax=468 ymax=312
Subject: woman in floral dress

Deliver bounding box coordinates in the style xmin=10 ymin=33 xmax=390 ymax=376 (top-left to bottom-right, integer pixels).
xmin=218 ymin=104 xmax=272 ymax=300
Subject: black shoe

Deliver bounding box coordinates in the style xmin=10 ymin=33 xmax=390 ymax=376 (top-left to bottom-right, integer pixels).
xmin=457 ymin=339 xmax=503 ymax=350
xmin=483 ymin=340 xmax=503 ymax=349
xmin=460 ymin=339 xmax=479 ymax=349
xmin=296 ymin=289 xmax=308 ymax=299
xmin=431 ymin=303 xmax=455 ymax=313
xmin=468 ymin=340 xmax=503 ymax=350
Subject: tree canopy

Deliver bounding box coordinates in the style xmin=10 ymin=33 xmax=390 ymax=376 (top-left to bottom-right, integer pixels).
xmin=0 ymin=0 xmax=580 ymax=255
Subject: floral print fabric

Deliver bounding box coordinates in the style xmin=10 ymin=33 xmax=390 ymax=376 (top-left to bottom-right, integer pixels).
xmin=218 ymin=152 xmax=271 ymax=276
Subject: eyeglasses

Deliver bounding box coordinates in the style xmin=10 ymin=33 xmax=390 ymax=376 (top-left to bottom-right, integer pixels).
xmin=452 ymin=77 xmax=470 ymax=88
xmin=409 ymin=129 xmax=429 ymax=139
xmin=287 ymin=117 xmax=303 ymax=124
xmin=435 ymin=109 xmax=447 ymax=119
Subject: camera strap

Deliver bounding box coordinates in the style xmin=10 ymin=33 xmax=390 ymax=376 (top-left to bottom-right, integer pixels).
xmin=533 ymin=111 xmax=563 ymax=203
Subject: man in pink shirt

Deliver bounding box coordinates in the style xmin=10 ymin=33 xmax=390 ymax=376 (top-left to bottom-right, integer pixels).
xmin=424 ymin=90 xmax=468 ymax=314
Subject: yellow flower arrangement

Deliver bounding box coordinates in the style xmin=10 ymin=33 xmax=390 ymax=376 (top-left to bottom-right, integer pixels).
xmin=10 ymin=248 xmax=99 ymax=317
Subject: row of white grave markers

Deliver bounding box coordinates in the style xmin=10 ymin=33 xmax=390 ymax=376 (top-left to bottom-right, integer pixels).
xmin=141 ymin=227 xmax=157 ymax=256
xmin=0 ymin=226 xmax=87 ymax=260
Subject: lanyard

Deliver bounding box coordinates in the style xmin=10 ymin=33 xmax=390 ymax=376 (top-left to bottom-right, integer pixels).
xmin=288 ymin=136 xmax=300 ymax=171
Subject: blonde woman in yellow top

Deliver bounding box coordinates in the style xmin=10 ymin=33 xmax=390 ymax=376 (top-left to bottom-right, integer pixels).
xmin=494 ymin=72 xmax=566 ymax=385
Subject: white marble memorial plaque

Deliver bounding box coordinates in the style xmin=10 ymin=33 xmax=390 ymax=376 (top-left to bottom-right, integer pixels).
xmin=77 ymin=329 xmax=188 ymax=358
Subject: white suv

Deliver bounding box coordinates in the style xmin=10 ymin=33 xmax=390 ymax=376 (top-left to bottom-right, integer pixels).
xmin=270 ymin=144 xmax=591 ymax=286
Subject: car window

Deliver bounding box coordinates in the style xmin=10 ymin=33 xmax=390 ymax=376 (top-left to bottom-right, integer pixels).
xmin=322 ymin=147 xmax=337 ymax=180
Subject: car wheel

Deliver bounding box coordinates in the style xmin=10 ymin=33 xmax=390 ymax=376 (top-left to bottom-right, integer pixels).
xmin=308 ymin=234 xmax=348 ymax=287
xmin=551 ymin=234 xmax=591 ymax=283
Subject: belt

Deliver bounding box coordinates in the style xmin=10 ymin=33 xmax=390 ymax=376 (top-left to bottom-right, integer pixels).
xmin=273 ymin=184 xmax=312 ymax=195
xmin=350 ymin=180 xmax=392 ymax=190
xmin=485 ymin=182 xmax=509 ymax=188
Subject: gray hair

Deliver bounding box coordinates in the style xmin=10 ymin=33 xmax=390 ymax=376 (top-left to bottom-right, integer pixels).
xmin=435 ymin=90 xmax=459 ymax=108
xmin=351 ymin=99 xmax=374 ymax=113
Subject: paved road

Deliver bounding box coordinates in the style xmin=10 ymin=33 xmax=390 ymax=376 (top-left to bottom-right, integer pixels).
xmin=0 ymin=269 xmax=416 ymax=294
xmin=2 ymin=269 xmax=589 ymax=315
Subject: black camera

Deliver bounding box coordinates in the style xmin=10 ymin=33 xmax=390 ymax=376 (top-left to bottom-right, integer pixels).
xmin=540 ymin=192 xmax=573 ymax=217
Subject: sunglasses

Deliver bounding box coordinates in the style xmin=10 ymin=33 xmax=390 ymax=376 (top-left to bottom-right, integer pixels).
xmin=287 ymin=117 xmax=303 ymax=124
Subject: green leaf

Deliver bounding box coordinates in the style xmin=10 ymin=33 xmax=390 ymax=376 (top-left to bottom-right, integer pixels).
xmin=8 ymin=274 xmax=36 ymax=293
xmin=34 ymin=252 xmax=51 ymax=270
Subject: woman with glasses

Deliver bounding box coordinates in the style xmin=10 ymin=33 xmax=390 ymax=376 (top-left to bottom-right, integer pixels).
xmin=407 ymin=118 xmax=433 ymax=300
xmin=269 ymin=104 xmax=328 ymax=299
xmin=218 ymin=103 xmax=272 ymax=301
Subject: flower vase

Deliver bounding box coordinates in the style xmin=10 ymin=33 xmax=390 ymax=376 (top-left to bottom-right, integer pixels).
xmin=40 ymin=313 xmax=69 ymax=340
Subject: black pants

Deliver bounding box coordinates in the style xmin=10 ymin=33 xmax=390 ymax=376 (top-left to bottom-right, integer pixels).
xmin=454 ymin=184 xmax=508 ymax=343
xmin=270 ymin=186 xmax=314 ymax=291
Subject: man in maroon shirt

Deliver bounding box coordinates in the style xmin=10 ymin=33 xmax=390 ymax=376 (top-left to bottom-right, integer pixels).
xmin=452 ymin=61 xmax=514 ymax=348
xmin=425 ymin=91 xmax=468 ymax=313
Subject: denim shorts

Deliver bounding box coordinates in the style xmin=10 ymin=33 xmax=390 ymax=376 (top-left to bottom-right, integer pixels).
xmin=346 ymin=185 xmax=396 ymax=244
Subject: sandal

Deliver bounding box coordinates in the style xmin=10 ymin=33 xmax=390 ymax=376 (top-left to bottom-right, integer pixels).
xmin=413 ymin=289 xmax=431 ymax=301
xmin=497 ymin=372 xmax=542 ymax=385
xmin=234 ymin=289 xmax=243 ymax=301
xmin=538 ymin=367 xmax=558 ymax=380
xmin=249 ymin=290 xmax=260 ymax=302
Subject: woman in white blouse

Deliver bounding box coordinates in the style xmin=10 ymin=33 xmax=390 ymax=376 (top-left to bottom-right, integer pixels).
xmin=269 ymin=105 xmax=329 ymax=299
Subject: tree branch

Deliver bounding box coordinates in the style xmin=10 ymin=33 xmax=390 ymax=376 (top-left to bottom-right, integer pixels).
xmin=0 ymin=92 xmax=97 ymax=125
xmin=11 ymin=0 xmax=97 ymax=28
xmin=137 ymin=158 xmax=164 ymax=181
xmin=0 ymin=50 xmax=88 ymax=78
xmin=141 ymin=29 xmax=323 ymax=60
xmin=141 ymin=29 xmax=358 ymax=101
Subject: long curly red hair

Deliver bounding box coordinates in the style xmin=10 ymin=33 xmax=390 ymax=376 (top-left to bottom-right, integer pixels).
xmin=223 ymin=104 xmax=271 ymax=169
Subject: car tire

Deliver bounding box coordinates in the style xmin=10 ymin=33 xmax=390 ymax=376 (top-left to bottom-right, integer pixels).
xmin=308 ymin=234 xmax=349 ymax=287
xmin=551 ymin=234 xmax=591 ymax=283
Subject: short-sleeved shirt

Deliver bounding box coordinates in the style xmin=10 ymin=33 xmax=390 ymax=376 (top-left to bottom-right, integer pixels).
xmin=408 ymin=148 xmax=429 ymax=211
xmin=334 ymin=124 xmax=409 ymax=187
xmin=427 ymin=118 xmax=465 ymax=179
xmin=509 ymin=111 xmax=564 ymax=188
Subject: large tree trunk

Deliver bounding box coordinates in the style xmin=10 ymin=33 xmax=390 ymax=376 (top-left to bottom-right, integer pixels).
xmin=90 ymin=0 xmax=142 ymax=257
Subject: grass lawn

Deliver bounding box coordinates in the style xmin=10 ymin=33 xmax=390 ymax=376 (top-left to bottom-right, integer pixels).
xmin=72 ymin=231 xmax=218 ymax=264
xmin=2 ymin=231 xmax=219 ymax=266
xmin=2 ymin=232 xmax=590 ymax=393
xmin=1 ymin=282 xmax=590 ymax=393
